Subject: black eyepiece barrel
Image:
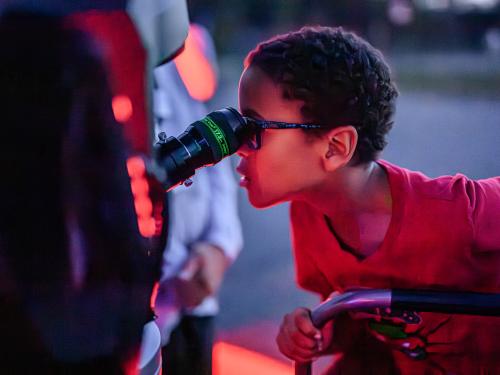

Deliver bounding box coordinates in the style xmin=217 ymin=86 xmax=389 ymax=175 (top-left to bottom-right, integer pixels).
xmin=155 ymin=107 xmax=253 ymax=191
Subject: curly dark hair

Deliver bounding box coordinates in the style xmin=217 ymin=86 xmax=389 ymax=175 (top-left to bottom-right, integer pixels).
xmin=244 ymin=26 xmax=398 ymax=163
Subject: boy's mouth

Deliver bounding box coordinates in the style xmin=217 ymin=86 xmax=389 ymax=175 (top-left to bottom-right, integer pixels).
xmin=236 ymin=161 xmax=251 ymax=187
xmin=239 ymin=176 xmax=251 ymax=187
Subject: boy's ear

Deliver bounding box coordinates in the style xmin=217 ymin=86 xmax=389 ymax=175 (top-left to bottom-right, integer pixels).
xmin=321 ymin=126 xmax=358 ymax=171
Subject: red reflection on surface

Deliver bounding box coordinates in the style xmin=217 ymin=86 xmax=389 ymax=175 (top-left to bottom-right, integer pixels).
xmin=213 ymin=342 xmax=292 ymax=375
xmin=150 ymin=282 xmax=160 ymax=310
xmin=174 ymin=24 xmax=217 ymax=102
xmin=112 ymin=95 xmax=133 ymax=123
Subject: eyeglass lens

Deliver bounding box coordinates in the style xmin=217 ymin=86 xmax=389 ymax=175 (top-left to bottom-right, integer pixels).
xmin=247 ymin=126 xmax=262 ymax=150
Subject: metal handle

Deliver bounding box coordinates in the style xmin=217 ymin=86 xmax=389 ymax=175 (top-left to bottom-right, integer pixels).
xmin=294 ymin=288 xmax=500 ymax=374
xmin=392 ymin=289 xmax=500 ymax=316
xmin=294 ymin=289 xmax=392 ymax=375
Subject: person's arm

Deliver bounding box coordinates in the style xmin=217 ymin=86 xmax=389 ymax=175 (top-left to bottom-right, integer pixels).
xmin=205 ymin=156 xmax=243 ymax=260
xmin=196 ymin=156 xmax=243 ymax=292
xmin=171 ymin=156 xmax=242 ymax=305
xmin=187 ymin=242 xmax=229 ymax=297
xmin=159 ymin=238 xmax=227 ymax=308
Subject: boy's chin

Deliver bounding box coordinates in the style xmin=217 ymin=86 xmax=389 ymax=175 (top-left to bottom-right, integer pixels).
xmin=248 ymin=194 xmax=284 ymax=209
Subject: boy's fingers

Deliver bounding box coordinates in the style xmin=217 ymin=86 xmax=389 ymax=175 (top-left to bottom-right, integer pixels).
xmin=278 ymin=309 xmax=323 ymax=360
xmin=284 ymin=323 xmax=317 ymax=350
xmin=277 ymin=307 xmax=325 ymax=363
xmin=276 ymin=332 xmax=317 ymax=362
xmin=178 ymin=255 xmax=202 ymax=281
xmin=293 ymin=308 xmax=321 ymax=339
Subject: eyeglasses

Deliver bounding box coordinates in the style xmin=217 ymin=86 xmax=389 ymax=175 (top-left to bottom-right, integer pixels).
xmin=243 ymin=117 xmax=326 ymax=150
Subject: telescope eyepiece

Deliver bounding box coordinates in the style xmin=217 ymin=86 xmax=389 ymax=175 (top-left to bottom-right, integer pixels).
xmin=155 ymin=107 xmax=254 ymax=191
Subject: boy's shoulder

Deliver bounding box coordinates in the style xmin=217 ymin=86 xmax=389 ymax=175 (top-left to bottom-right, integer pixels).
xmin=378 ymin=159 xmax=481 ymax=203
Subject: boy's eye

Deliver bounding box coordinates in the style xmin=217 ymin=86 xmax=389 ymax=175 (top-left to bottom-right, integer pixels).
xmin=242 ymin=117 xmax=261 ymax=150
xmin=245 ymin=126 xmax=262 ymax=150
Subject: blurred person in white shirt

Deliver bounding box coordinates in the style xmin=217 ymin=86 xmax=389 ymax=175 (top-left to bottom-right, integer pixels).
xmin=152 ymin=23 xmax=243 ymax=375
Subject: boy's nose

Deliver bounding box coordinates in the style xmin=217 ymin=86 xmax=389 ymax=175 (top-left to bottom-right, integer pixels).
xmin=236 ymin=143 xmax=252 ymax=158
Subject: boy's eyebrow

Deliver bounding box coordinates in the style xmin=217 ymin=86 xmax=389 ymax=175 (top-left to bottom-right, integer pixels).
xmin=241 ymin=108 xmax=264 ymax=120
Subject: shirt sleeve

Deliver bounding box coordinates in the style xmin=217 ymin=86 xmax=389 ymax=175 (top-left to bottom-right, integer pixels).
xmin=160 ymin=233 xmax=190 ymax=281
xmin=201 ymin=156 xmax=243 ymax=262
xmin=467 ymin=177 xmax=500 ymax=251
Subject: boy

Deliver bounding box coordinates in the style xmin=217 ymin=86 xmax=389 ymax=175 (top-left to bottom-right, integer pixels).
xmin=236 ymin=26 xmax=500 ymax=374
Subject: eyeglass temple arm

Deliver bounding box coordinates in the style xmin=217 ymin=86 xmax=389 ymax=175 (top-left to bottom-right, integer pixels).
xmin=242 ymin=117 xmax=324 ymax=129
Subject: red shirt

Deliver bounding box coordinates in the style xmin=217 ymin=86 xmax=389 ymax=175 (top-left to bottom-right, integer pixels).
xmin=290 ymin=160 xmax=500 ymax=374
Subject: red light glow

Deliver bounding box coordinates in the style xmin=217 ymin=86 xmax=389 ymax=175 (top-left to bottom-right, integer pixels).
xmin=150 ymin=282 xmax=160 ymax=310
xmin=138 ymin=217 xmax=156 ymax=237
xmin=112 ymin=95 xmax=133 ymax=123
xmin=174 ymin=24 xmax=217 ymax=102
xmin=126 ymin=156 xmax=146 ymax=179
xmin=131 ymin=178 xmax=149 ymax=197
xmin=126 ymin=156 xmax=157 ymax=238
xmin=213 ymin=342 xmax=292 ymax=375
xmin=134 ymin=196 xmax=153 ymax=217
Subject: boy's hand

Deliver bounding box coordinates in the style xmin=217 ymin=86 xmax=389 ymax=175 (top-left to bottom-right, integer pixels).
xmin=276 ymin=307 xmax=325 ymax=363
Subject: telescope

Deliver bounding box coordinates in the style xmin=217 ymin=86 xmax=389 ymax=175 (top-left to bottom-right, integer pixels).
xmin=0 ymin=2 xmax=260 ymax=373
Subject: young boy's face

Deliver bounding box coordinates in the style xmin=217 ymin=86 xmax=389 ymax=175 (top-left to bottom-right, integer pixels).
xmin=236 ymin=65 xmax=326 ymax=208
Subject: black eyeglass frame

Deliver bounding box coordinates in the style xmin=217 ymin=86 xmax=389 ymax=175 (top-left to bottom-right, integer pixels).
xmin=243 ymin=117 xmax=327 ymax=150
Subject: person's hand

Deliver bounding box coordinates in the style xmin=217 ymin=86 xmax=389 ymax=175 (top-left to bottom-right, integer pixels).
xmin=174 ymin=242 xmax=228 ymax=308
xmin=192 ymin=242 xmax=228 ymax=295
xmin=276 ymin=307 xmax=328 ymax=363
